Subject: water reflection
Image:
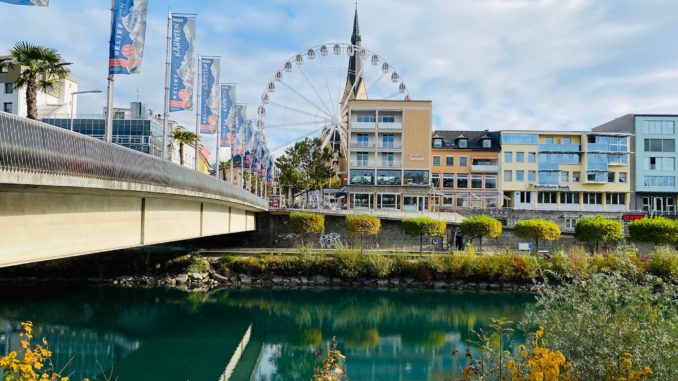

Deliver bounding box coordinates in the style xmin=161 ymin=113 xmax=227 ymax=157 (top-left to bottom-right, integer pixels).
xmin=0 ymin=286 xmax=533 ymax=381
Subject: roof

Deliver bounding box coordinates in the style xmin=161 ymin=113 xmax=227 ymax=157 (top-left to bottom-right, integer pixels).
xmin=432 ymin=130 xmax=500 ymax=150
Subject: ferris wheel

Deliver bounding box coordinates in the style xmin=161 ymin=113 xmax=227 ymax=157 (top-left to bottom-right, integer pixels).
xmin=257 ymin=42 xmax=411 ymax=159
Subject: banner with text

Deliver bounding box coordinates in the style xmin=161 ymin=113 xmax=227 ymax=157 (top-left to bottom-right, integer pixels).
xmin=108 ymin=0 xmax=148 ymax=74
xmin=0 ymin=0 xmax=48 ymax=5
xmin=232 ymin=104 xmax=246 ymax=162
xmin=169 ymin=14 xmax=196 ymax=111
xmin=219 ymin=84 xmax=236 ymax=147
xmin=199 ymin=56 xmax=220 ymax=134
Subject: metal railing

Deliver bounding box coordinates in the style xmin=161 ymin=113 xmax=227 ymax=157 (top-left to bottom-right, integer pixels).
xmin=0 ymin=112 xmax=267 ymax=209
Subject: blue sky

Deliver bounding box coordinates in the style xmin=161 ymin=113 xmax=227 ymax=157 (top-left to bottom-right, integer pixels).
xmin=2 ymin=0 xmax=678 ymax=159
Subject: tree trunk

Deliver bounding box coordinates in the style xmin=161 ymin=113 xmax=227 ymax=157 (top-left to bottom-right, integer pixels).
xmin=179 ymin=143 xmax=185 ymax=165
xmin=595 ymin=240 xmax=599 ymax=254
xmin=360 ymin=233 xmax=364 ymax=255
xmin=479 ymin=237 xmax=483 ymax=253
xmin=26 ymin=79 xmax=38 ymax=120
xmin=535 ymin=239 xmax=539 ymax=255
xmin=420 ymin=234 xmax=423 ymax=253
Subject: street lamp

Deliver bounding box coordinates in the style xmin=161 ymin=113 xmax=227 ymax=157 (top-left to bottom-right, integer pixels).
xmin=70 ymin=90 xmax=102 ymax=131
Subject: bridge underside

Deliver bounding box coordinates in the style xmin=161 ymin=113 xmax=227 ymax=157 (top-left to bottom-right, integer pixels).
xmin=0 ymin=188 xmax=256 ymax=268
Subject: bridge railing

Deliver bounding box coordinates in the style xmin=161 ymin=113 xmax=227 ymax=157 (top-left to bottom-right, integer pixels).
xmin=0 ymin=112 xmax=267 ymax=209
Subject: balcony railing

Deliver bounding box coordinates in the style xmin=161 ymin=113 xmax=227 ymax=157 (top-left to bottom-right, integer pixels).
xmin=471 ymin=164 xmax=499 ymax=172
xmin=351 ymin=122 xmax=376 ymax=129
xmin=378 ymin=160 xmax=401 ymax=168
xmin=378 ymin=142 xmax=402 ymax=149
xmin=350 ymin=160 xmax=374 ymax=167
xmin=378 ymin=122 xmax=402 ymax=130
xmin=538 ymin=144 xmax=581 ymax=152
xmin=350 ymin=142 xmax=375 ymax=149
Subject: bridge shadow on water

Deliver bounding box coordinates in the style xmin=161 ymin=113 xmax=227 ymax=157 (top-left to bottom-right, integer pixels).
xmin=0 ymin=285 xmax=534 ymax=381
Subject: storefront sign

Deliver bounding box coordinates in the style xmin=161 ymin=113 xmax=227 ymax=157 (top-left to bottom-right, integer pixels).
xmin=527 ymin=183 xmax=570 ymax=190
xmin=408 ymin=155 xmax=424 ymax=161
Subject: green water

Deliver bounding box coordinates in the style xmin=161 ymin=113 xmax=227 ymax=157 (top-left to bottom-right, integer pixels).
xmin=0 ymin=286 xmax=533 ymax=381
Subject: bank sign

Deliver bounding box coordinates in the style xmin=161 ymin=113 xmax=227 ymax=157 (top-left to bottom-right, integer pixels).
xmin=527 ymin=183 xmax=570 ymax=190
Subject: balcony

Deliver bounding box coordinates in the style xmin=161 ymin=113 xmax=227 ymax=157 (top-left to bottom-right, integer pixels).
xmin=378 ymin=160 xmax=401 ymax=168
xmin=351 ymin=122 xmax=376 ymax=130
xmin=538 ymin=144 xmax=581 ymax=152
xmin=350 ymin=141 xmax=375 ymax=149
xmin=378 ymin=122 xmax=402 ymax=130
xmin=377 ymin=142 xmax=402 ymax=149
xmin=587 ymin=143 xmax=627 ymax=152
xmin=350 ymin=160 xmax=374 ymax=167
xmin=471 ymin=164 xmax=499 ymax=172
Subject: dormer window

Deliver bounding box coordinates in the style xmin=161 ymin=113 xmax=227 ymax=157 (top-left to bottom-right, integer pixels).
xmin=482 ymin=139 xmax=492 ymax=148
xmin=433 ymin=138 xmax=443 ymax=148
xmin=458 ymin=138 xmax=468 ymax=148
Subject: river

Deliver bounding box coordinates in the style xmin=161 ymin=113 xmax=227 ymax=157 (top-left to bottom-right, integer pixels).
xmin=0 ymin=285 xmax=534 ymax=381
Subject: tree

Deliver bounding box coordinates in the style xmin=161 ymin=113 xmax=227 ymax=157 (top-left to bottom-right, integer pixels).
xmin=459 ymin=215 xmax=502 ymax=253
xmin=345 ymin=215 xmax=381 ymax=254
xmin=402 ymin=217 xmax=447 ymax=253
xmin=275 ymin=138 xmax=335 ymax=207
xmin=219 ymin=160 xmax=231 ymax=181
xmin=171 ymin=128 xmax=199 ymax=166
xmin=514 ymin=219 xmax=560 ymax=254
xmin=290 ymin=212 xmax=324 ymax=245
xmin=629 ymin=217 xmax=678 ymax=245
xmin=574 ymin=216 xmax=623 ymax=253
xmin=0 ymin=42 xmax=71 ymax=120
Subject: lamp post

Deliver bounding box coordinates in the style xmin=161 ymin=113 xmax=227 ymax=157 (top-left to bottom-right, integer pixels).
xmin=70 ymin=90 xmax=102 ymax=131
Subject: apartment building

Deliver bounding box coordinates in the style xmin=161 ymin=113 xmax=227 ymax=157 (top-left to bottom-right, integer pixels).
xmin=594 ymin=114 xmax=678 ymax=214
xmin=346 ymin=99 xmax=432 ymax=211
xmin=500 ymin=131 xmax=630 ymax=220
xmin=430 ymin=130 xmax=502 ymax=210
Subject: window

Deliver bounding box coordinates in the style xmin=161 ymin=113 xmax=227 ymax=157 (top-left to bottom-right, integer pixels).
xmin=502 ymin=134 xmax=538 ymax=144
xmin=458 ymin=138 xmax=468 ymax=148
xmin=560 ymin=192 xmax=579 ymax=204
xmin=378 ymin=113 xmax=395 ymax=123
xmin=381 ymin=134 xmax=395 ymax=148
xmin=377 ymin=169 xmax=401 ymax=185
xmin=380 ymin=152 xmax=394 ymax=166
xmin=471 ymin=175 xmax=483 ymax=189
xmin=443 ymin=173 xmax=454 ymax=188
xmin=350 ymin=169 xmax=374 ymax=185
xmin=516 ymin=152 xmax=525 ymax=163
xmin=356 ymin=152 xmax=369 ymax=166
xmin=515 ymin=170 xmax=524 ymax=182
xmin=377 ymin=194 xmax=399 ymax=209
xmin=573 ymin=172 xmax=580 ymax=182
xmin=644 ymin=176 xmax=676 ymax=187
xmin=3 ymin=102 xmax=11 ymax=113
xmin=482 ymin=139 xmax=491 ymax=148
xmin=457 ymin=174 xmax=468 ymax=189
xmin=528 ymin=152 xmax=536 ymax=163
xmin=446 ymin=156 xmax=454 ymax=166
xmin=619 ymin=172 xmax=627 ymax=183
xmin=538 ymin=192 xmax=557 ymax=204
xmin=357 ymin=113 xmax=376 ymax=122
xmin=645 ymin=120 xmax=675 ymax=135
xmin=433 ymin=155 xmax=440 ymax=165
xmin=606 ymin=193 xmax=626 ymax=205
xmin=485 ymin=175 xmax=497 ymax=189
xmin=561 ymin=171 xmax=569 ymax=183
xmin=644 ymin=139 xmax=675 ymax=152
xmin=351 ymin=193 xmax=371 ymax=208
xmin=4 ymin=83 xmax=12 ymax=94
xmin=431 ymin=173 xmax=440 ymax=188
xmin=645 ymin=157 xmax=675 ymax=171
xmin=583 ymin=192 xmax=603 ymax=205
xmin=528 ymin=170 xmax=536 ymax=182
xmin=356 ymin=133 xmax=369 ymax=147
xmin=544 ymin=137 xmax=553 ymax=144
xmin=518 ymin=191 xmax=531 ymax=204
xmin=607 ymin=172 xmax=615 ymax=183
xmin=459 ymin=156 xmax=468 ymax=166
xmin=565 ymin=218 xmax=577 ymax=230
xmin=433 ymin=138 xmax=443 ymax=148
xmin=562 ymin=137 xmax=571 ymax=144
xmin=403 ymin=170 xmax=428 ymax=186
xmin=504 ymin=152 xmax=512 ymax=163
xmin=504 ymin=170 xmax=512 ymax=181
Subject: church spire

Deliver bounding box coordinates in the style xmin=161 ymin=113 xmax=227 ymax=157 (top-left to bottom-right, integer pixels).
xmin=351 ymin=3 xmax=361 ymax=45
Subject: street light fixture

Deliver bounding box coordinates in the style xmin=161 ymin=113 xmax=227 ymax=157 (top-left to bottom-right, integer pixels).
xmin=70 ymin=90 xmax=102 ymax=131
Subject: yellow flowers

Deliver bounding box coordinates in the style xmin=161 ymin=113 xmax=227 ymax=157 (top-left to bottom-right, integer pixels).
xmin=0 ymin=321 xmax=70 ymax=381
xmin=507 ymin=327 xmax=575 ymax=381
xmin=604 ymin=352 xmax=652 ymax=381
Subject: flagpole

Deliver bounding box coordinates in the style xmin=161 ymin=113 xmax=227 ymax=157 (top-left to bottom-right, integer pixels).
xmin=104 ymin=0 xmax=115 ymax=144
xmin=162 ymin=9 xmax=171 ymax=161
xmin=195 ymin=55 xmax=201 ymax=172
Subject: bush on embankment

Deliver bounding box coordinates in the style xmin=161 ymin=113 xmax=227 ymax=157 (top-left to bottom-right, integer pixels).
xmin=216 ymin=245 xmax=678 ymax=284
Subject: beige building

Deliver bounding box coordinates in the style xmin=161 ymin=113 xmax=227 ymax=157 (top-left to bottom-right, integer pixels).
xmin=346 ymin=99 xmax=432 ymax=211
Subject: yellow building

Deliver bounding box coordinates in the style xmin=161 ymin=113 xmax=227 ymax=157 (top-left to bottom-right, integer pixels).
xmin=346 ymin=99 xmax=432 ymax=211
xmin=500 ymin=131 xmax=631 ymax=224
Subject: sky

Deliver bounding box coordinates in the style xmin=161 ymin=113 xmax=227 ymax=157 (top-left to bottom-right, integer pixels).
xmin=2 ymin=0 xmax=678 ymax=161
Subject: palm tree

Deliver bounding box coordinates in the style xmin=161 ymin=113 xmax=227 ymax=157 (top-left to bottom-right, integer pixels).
xmin=171 ymin=128 xmax=199 ymax=166
xmin=0 ymin=42 xmax=71 ymax=120
xmin=219 ymin=160 xmax=231 ymax=181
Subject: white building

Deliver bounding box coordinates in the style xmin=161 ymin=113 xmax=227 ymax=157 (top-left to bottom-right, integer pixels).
xmin=0 ymin=55 xmax=78 ymax=118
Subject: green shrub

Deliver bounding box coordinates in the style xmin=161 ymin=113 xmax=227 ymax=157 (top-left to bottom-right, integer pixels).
xmin=332 ymin=245 xmax=361 ymax=278
xmin=574 ymin=216 xmax=623 ymax=253
xmin=289 ymin=212 xmax=324 ymax=236
xmin=629 ymin=217 xmax=678 ymax=245
xmin=514 ymin=219 xmax=560 ymax=253
xmin=647 ymin=246 xmax=678 ymax=278
xmin=402 ymin=217 xmax=447 ymax=253
xmin=186 ymin=252 xmax=210 ymax=273
xmin=459 ymin=215 xmax=502 ymax=253
xmin=345 ymin=215 xmax=381 ymax=254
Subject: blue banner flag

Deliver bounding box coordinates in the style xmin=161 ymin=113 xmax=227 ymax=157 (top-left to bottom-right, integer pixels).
xmin=108 ymin=0 xmax=148 ymax=74
xmin=169 ymin=14 xmax=196 ymax=112
xmin=266 ymin=157 xmax=273 ymax=183
xmin=0 ymin=0 xmax=48 ymax=5
xmin=220 ymin=84 xmax=236 ymax=147
xmin=199 ymin=57 xmax=221 ymax=134
xmin=242 ymin=120 xmax=254 ymax=166
xmin=232 ymin=105 xmax=246 ymax=161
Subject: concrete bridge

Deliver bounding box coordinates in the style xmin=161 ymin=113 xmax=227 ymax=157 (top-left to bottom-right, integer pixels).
xmin=0 ymin=112 xmax=268 ymax=268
